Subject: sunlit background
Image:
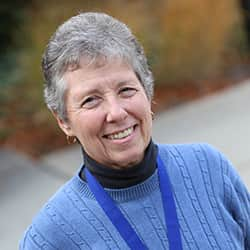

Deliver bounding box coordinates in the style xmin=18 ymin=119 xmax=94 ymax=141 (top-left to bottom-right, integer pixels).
xmin=1 ymin=0 xmax=250 ymax=157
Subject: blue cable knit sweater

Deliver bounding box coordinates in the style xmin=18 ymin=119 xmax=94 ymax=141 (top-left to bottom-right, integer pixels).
xmin=20 ymin=144 xmax=250 ymax=249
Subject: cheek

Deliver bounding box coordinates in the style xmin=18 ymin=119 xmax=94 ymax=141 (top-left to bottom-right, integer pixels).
xmin=71 ymin=111 xmax=105 ymax=141
xmin=143 ymin=112 xmax=153 ymax=137
xmin=133 ymin=99 xmax=152 ymax=131
xmin=137 ymin=98 xmax=151 ymax=118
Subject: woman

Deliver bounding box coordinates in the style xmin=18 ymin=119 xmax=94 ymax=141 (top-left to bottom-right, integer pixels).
xmin=20 ymin=12 xmax=249 ymax=249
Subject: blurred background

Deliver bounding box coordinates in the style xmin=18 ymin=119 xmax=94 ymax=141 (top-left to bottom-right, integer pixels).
xmin=1 ymin=0 xmax=250 ymax=158
xmin=1 ymin=1 xmax=250 ymax=249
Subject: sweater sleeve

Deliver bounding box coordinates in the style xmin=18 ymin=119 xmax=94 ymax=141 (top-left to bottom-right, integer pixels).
xmin=222 ymin=155 xmax=250 ymax=249
xmin=203 ymin=144 xmax=250 ymax=249
xmin=19 ymin=225 xmax=57 ymax=250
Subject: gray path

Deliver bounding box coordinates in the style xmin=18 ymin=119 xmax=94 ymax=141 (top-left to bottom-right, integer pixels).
xmin=153 ymin=80 xmax=250 ymax=186
xmin=1 ymin=80 xmax=250 ymax=250
xmin=0 ymin=150 xmax=65 ymax=250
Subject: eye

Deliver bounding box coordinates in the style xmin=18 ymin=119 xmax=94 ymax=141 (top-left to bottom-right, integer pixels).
xmin=119 ymin=87 xmax=137 ymax=97
xmin=81 ymin=96 xmax=101 ymax=109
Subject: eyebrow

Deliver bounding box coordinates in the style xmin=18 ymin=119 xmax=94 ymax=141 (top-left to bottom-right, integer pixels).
xmin=72 ymin=77 xmax=137 ymax=101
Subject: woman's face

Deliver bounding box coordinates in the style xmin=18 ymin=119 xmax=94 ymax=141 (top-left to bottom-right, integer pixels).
xmin=57 ymin=61 xmax=152 ymax=169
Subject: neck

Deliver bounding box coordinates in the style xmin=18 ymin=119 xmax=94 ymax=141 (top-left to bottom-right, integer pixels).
xmin=80 ymin=140 xmax=158 ymax=189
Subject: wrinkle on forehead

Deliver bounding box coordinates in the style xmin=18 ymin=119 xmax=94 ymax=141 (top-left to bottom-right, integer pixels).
xmin=64 ymin=61 xmax=139 ymax=104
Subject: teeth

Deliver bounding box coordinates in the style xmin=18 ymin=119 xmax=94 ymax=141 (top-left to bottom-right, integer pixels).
xmin=108 ymin=127 xmax=133 ymax=140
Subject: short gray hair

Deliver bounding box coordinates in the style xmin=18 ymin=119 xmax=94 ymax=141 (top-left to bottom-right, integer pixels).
xmin=42 ymin=12 xmax=154 ymax=120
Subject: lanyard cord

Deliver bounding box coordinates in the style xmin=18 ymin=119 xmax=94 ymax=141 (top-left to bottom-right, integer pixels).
xmin=84 ymin=155 xmax=182 ymax=250
xmin=85 ymin=167 xmax=146 ymax=249
xmin=157 ymin=156 xmax=183 ymax=250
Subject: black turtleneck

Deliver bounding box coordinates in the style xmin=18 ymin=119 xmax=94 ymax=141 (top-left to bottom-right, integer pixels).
xmin=80 ymin=140 xmax=158 ymax=189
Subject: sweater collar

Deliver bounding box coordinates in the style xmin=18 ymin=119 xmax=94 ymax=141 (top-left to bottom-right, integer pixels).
xmin=72 ymin=168 xmax=159 ymax=202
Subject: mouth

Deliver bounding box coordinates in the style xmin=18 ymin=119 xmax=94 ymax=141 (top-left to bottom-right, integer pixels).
xmin=103 ymin=125 xmax=136 ymax=140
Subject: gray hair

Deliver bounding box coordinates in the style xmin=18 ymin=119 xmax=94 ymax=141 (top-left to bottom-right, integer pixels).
xmin=42 ymin=12 xmax=154 ymax=120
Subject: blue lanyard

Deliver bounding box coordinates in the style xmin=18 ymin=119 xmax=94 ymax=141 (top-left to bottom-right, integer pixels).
xmin=84 ymin=155 xmax=183 ymax=250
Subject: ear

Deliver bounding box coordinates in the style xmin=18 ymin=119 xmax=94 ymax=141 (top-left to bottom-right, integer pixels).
xmin=151 ymin=99 xmax=156 ymax=108
xmin=52 ymin=111 xmax=75 ymax=137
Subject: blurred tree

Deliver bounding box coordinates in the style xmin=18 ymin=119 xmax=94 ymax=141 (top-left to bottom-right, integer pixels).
xmin=240 ymin=0 xmax=250 ymax=49
xmin=0 ymin=1 xmax=30 ymax=86
xmin=1 ymin=0 xmax=249 ymax=156
xmin=151 ymin=0 xmax=246 ymax=83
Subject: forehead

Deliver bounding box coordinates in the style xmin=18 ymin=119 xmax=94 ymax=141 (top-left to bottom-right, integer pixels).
xmin=64 ymin=60 xmax=140 ymax=92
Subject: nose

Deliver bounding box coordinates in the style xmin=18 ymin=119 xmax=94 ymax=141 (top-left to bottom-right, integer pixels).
xmin=105 ymin=97 xmax=128 ymax=123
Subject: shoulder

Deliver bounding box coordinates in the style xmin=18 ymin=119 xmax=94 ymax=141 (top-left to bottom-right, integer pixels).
xmin=157 ymin=142 xmax=242 ymax=181
xmin=157 ymin=143 xmax=230 ymax=194
xmin=19 ymin=176 xmax=83 ymax=249
xmin=157 ymin=142 xmax=249 ymax=204
xmin=157 ymin=142 xmax=222 ymax=168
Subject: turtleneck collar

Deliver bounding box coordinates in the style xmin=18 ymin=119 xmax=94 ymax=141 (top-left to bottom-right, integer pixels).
xmin=80 ymin=140 xmax=158 ymax=189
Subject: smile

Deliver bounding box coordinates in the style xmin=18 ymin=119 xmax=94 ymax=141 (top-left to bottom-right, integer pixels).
xmin=105 ymin=126 xmax=135 ymax=140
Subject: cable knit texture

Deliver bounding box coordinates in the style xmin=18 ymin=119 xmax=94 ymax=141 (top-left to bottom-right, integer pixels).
xmin=19 ymin=143 xmax=250 ymax=249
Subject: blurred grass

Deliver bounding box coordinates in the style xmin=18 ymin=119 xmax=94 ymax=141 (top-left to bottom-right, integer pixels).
xmin=0 ymin=0 xmax=249 ymax=156
xmin=18 ymin=0 xmax=248 ymax=88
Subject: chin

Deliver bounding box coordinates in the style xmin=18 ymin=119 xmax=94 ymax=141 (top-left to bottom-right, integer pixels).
xmin=112 ymin=151 xmax=144 ymax=169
